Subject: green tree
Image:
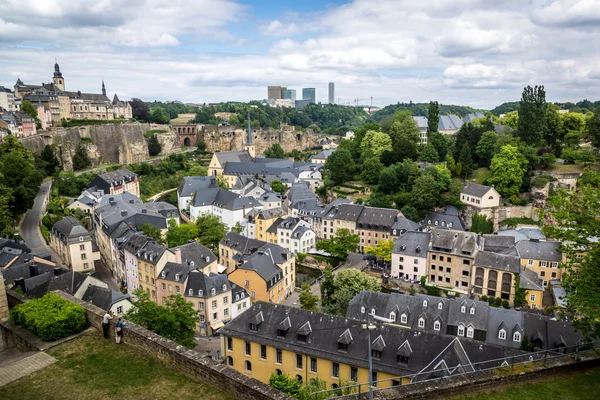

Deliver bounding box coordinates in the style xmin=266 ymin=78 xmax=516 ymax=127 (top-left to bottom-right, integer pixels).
xmin=381 ymin=135 xmax=418 ymax=165
xmin=360 ymin=130 xmax=392 ymax=158
xmin=139 ymin=222 xmax=165 ymax=244
xmin=517 ymin=85 xmax=547 ymax=146
xmin=488 ymin=145 xmax=528 ymax=197
xmin=185 ymin=165 xmax=208 ymax=177
xmin=324 ymin=148 xmax=355 ymax=185
xmin=361 ymin=157 xmax=383 ymax=184
xmin=400 ymin=205 xmax=420 ymax=222
xmin=470 ymin=213 xmax=494 ymax=234
xmin=458 ymin=142 xmax=473 ymax=176
xmin=427 ymin=101 xmax=439 ymax=135
xmin=320 ymin=266 xmax=336 ymax=306
xmin=499 ymin=110 xmax=519 ymax=131
xmin=419 ymin=143 xmax=439 ymax=163
xmin=263 ymin=143 xmax=285 ymax=159
xmin=125 ymin=290 xmax=199 ymax=348
xmin=325 ymin=269 xmax=381 ymax=315
xmin=545 ymin=103 xmax=564 ymax=155
xmin=585 ymin=106 xmax=600 ymax=147
xmin=513 ymin=274 xmax=528 ymax=308
xmin=216 ymin=175 xmax=230 ymax=190
xmin=542 ymin=178 xmax=600 ymax=339
xmin=410 ymin=174 xmax=439 ymax=212
xmin=271 ymin=180 xmax=286 ymax=195
xmin=166 ymin=220 xmax=199 ymax=247
xmin=475 ymin=131 xmax=498 ymax=168
xmin=149 ymin=107 xmax=170 ymax=124
xmin=231 ymin=221 xmax=243 ymax=234
xmin=72 ymin=143 xmax=91 ymax=171
xmin=20 ymin=100 xmax=41 ymax=128
xmin=299 ymin=284 xmax=319 ymax=311
xmin=147 ymin=134 xmax=162 ymax=156
xmin=40 ymin=144 xmax=61 ymax=175
xmin=269 ymin=373 xmax=303 ymax=399
xmin=195 ymin=214 xmax=228 ymax=253
xmin=429 ymin=131 xmax=450 ymax=160
xmin=315 ymin=228 xmax=359 ymax=260
xmin=365 ymin=240 xmax=394 ymax=262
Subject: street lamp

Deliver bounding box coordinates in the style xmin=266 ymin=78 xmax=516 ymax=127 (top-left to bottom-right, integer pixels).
xmin=362 ymin=322 xmax=377 ymax=400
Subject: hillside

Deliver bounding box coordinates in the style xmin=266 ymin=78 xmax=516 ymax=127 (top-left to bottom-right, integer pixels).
xmin=369 ymin=102 xmax=482 ymax=121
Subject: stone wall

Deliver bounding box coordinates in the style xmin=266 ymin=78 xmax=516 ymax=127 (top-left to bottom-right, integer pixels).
xmin=462 ymin=204 xmax=537 ymax=231
xmin=0 ymin=278 xmax=8 ymax=322
xmin=19 ymin=123 xmax=175 ymax=171
xmin=0 ymin=321 xmax=40 ymax=352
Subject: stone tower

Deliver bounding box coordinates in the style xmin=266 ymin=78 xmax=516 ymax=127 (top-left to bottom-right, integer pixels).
xmin=102 ymin=80 xmax=106 ymax=97
xmin=53 ymin=60 xmax=65 ymax=91
xmin=244 ymin=111 xmax=255 ymax=158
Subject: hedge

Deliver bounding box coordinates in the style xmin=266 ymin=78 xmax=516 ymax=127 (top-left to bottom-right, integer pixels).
xmin=11 ymin=293 xmax=88 ymax=341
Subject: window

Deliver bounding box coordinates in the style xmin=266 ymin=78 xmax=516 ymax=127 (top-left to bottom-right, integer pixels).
xmin=513 ymin=332 xmax=521 ymax=342
xmin=530 ymin=294 xmax=536 ymax=302
xmin=162 ymin=283 xmax=166 ymax=290
xmin=462 ymin=259 xmax=470 ymax=266
xmin=296 ymin=354 xmax=303 ymax=369
xmin=372 ymin=371 xmax=378 ymax=386
xmin=260 ymin=344 xmax=267 ymax=359
xmin=200 ymin=315 xmax=205 ymax=322
xmin=423 ymin=299 xmax=428 ymax=307
xmin=397 ymin=355 xmax=409 ymax=364
xmin=332 ymin=362 xmax=340 ymax=378
xmin=418 ymin=318 xmax=425 ymax=328
xmin=457 ymin=325 xmax=465 ymax=336
xmin=213 ymin=312 xmax=217 ymax=320
xmin=498 ymin=329 xmax=506 ymax=340
xmin=470 ymin=307 xmax=475 ymax=315
xmin=81 ymin=253 xmax=87 ymax=260
xmin=245 ymin=360 xmax=252 ymax=372
xmin=399 ymin=256 xmax=404 ymax=262
xmin=528 ymin=259 xmax=534 ymax=266
xmin=212 ymin=300 xmax=217 ymax=309
xmin=371 ymin=350 xmax=382 ymax=359
xmin=370 ymin=308 xmax=375 ymax=315
xmin=540 ymin=261 xmax=548 ymax=267
xmin=223 ymin=296 xmax=228 ymax=304
xmin=310 ymin=357 xmax=317 ymax=373
xmin=462 ymin=270 xmax=469 ymax=276
xmin=400 ymin=314 xmax=407 ymax=324
xmin=224 ymin=308 xmax=229 ymax=317
xmin=227 ymin=337 xmax=233 ymax=350
xmin=175 ymin=286 xmax=180 ymax=293
xmin=361 ymin=306 xmax=365 ymax=314
xmin=351 ymin=367 xmax=358 ymax=382
xmin=80 ymin=244 xmax=85 ymax=251
xmin=276 ymin=348 xmax=283 ymax=364
xmin=446 ymin=267 xmax=451 ymax=273
xmin=467 ymin=326 xmax=474 ymax=338
xmin=551 ymin=262 xmax=559 ymax=268
xmin=338 ymin=343 xmax=348 ymax=352
xmin=245 ymin=341 xmax=251 ymax=355
xmin=431 ymin=255 xmax=436 ymax=261
xmin=438 ymin=302 xmax=443 ymax=310
xmin=434 ymin=321 xmax=441 ymax=331
xmin=199 ymin=302 xmax=204 ymax=311
xmin=461 ymin=305 xmax=466 ymax=313
xmin=83 ymin=263 xmax=89 ymax=269
xmin=116 ymin=306 xmax=123 ymax=314
xmin=389 ymin=312 xmax=396 ymax=321
xmin=297 ymin=334 xmax=307 ymax=342
xmin=447 ymin=257 xmax=452 ymax=263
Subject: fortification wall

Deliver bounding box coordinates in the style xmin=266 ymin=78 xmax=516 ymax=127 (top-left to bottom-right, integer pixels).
xmin=19 ymin=123 xmax=175 ymax=171
xmin=462 ymin=204 xmax=536 ymax=231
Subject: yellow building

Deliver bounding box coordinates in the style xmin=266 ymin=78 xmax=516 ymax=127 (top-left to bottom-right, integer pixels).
xmin=220 ymin=302 xmax=519 ymax=390
xmin=471 ymin=251 xmax=520 ymax=304
xmin=514 ymin=240 xmax=564 ymax=288
xmin=207 ymin=151 xmax=253 ymax=177
xmin=519 ymin=267 xmax=544 ymax=309
xmin=136 ymin=242 xmax=175 ymax=301
xmin=219 ymin=232 xmax=266 ymax=274
xmin=255 ymin=209 xmax=286 ymax=243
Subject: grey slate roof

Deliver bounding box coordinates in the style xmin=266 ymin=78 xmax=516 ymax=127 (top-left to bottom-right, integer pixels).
xmin=429 ymin=229 xmax=481 ymax=256
xmin=520 ymin=267 xmax=544 ymax=291
xmin=89 ymin=168 xmax=137 ymax=193
xmin=220 ymin=232 xmax=266 ymax=256
xmin=357 ymin=207 xmax=399 ymax=231
xmin=61 ymin=90 xmax=111 ymax=102
xmin=335 ymin=204 xmax=364 ymax=222
xmin=482 ymin=235 xmax=516 ymax=253
xmin=421 ymin=207 xmax=466 ymax=231
xmin=515 ymin=240 xmax=562 ymax=262
xmin=237 ymin=243 xmax=290 ymax=289
xmin=0 ymin=238 xmax=31 ymax=254
xmin=232 ymin=283 xmax=249 ymax=303
xmin=393 ymin=231 xmax=430 ymax=258
xmin=158 ymin=262 xmax=192 ymax=283
xmin=412 ymin=116 xmax=428 ymax=131
xmin=463 ymin=113 xmax=485 ymax=123
xmin=474 ymin=251 xmax=521 ymax=273
xmin=169 ymin=241 xmax=216 ymax=270
xmin=214 ymin=150 xmax=253 ymax=166
xmin=439 ymin=115 xmax=464 ymax=131
xmin=51 ymin=216 xmax=90 ymax=244
xmin=95 ymin=193 xmax=171 ymax=234
xmin=391 ymin=216 xmax=420 ymax=234
xmin=192 ymin=187 xmax=261 ymax=211
xmin=461 ymin=182 xmax=495 ymax=198
xmin=178 ymin=176 xmax=217 ymax=197
xmin=308 ymin=150 xmax=334 ymax=161
xmin=185 ymin=271 xmax=232 ymax=299
xmin=81 ymin=285 xmax=130 ymax=310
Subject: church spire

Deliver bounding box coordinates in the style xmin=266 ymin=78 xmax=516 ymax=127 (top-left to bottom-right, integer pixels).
xmin=53 ymin=59 xmax=62 ymax=78
xmin=102 ymin=80 xmax=106 ymax=96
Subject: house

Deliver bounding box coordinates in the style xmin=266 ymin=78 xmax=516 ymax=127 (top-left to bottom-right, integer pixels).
xmin=67 ymin=187 xmax=105 ymax=214
xmin=170 ymin=241 xmax=219 ymax=274
xmin=156 ymin=261 xmax=191 ymax=304
xmin=220 ymin=301 xmax=522 ymax=389
xmin=227 ymin=243 xmax=295 ymax=303
xmin=463 ymin=113 xmax=485 ymax=123
xmin=461 ymin=182 xmax=501 ymax=208
xmin=311 ymin=198 xmax=353 ymax=240
xmin=207 ymin=150 xmax=253 ymax=177
xmin=439 ymin=115 xmax=464 ymax=134
xmin=188 ymin=187 xmax=263 ymax=229
xmin=427 ymin=229 xmax=482 ymax=293
xmin=177 ymin=176 xmax=217 ymax=211
xmin=308 ymin=150 xmax=334 ymax=164
xmin=356 ymin=207 xmax=401 ymax=252
xmin=80 ymin=284 xmax=132 ymax=315
xmin=0 ymin=237 xmax=31 ymax=256
xmin=471 ymin=251 xmax=521 ymax=303
xmin=276 ymin=217 xmax=316 ymax=254
xmin=391 ymin=231 xmax=430 ymax=281
xmin=50 ymin=216 xmax=100 ymax=273
xmin=420 ymin=205 xmax=466 ymax=231
xmin=390 ymin=216 xmax=421 ymax=238
xmin=244 ymin=208 xmax=287 ymax=242
xmin=231 ymin=283 xmax=251 ymax=319
xmin=512 ymin=239 xmax=563 ymax=287
xmin=330 ymin=203 xmax=363 ymax=236
xmin=88 ymin=168 xmax=139 ymax=197
xmin=284 ymin=181 xmax=321 ymax=217
xmin=412 ymin=116 xmax=428 ymax=144
xmin=520 ymin=267 xmax=544 ymax=309
xmin=184 ymin=270 xmax=233 ymax=335
xmin=219 ymin=232 xmax=267 ymax=274
xmin=222 ymin=160 xmax=323 ymax=192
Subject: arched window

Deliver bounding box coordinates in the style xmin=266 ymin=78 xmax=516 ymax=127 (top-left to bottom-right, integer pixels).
xmin=223 ymin=284 xmax=227 ymax=291
xmin=227 ymin=356 xmax=233 ymax=366
xmin=245 ymin=361 xmax=252 ymax=371
xmin=422 ymin=299 xmax=428 ymax=307
xmin=470 ymin=307 xmax=475 ymax=315
xmin=360 ymin=306 xmax=365 ymax=314
xmin=198 ymin=289 xmax=203 ymax=296
xmin=467 ymin=327 xmax=474 ymax=338
xmin=389 ymin=312 xmax=396 ymax=321
xmin=457 ymin=325 xmax=465 ymax=336
xmin=498 ymin=329 xmax=506 ymax=340
xmin=370 ymin=308 xmax=376 ymax=315
xmin=438 ymin=302 xmax=443 ymax=310
xmin=211 ymin=288 xmax=216 ymax=295
xmin=460 ymin=305 xmax=466 ymax=313
xmin=296 ymin=375 xmax=303 ymax=383
xmin=418 ymin=318 xmax=425 ymax=328
xmin=434 ymin=321 xmax=441 ymax=331
xmin=400 ymin=314 xmax=407 ymax=324
xmin=513 ymin=332 xmax=521 ymax=342
xmin=276 ymin=369 xmax=282 ymax=375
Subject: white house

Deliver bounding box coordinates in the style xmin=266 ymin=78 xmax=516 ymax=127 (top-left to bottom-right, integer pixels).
xmin=308 ymin=150 xmax=334 ymax=164
xmin=391 ymin=231 xmax=431 ymax=281
xmin=177 ymin=176 xmax=217 ymax=212
xmin=231 ymin=284 xmax=251 ymax=319
xmin=276 ymin=217 xmax=316 ymax=254
xmin=189 ymin=187 xmax=263 ymax=229
xmin=460 ymin=182 xmax=501 ymax=208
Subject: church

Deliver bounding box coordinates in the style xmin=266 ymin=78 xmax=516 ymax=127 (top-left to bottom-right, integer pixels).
xmin=13 ymin=62 xmax=132 ymax=128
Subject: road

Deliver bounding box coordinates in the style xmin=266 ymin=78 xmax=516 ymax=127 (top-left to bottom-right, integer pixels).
xmin=19 ymin=181 xmax=56 ymax=257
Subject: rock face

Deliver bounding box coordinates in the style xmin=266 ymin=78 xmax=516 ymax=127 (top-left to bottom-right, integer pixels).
xmin=200 ymin=124 xmax=324 ymax=154
xmin=19 ymin=123 xmax=175 ymax=171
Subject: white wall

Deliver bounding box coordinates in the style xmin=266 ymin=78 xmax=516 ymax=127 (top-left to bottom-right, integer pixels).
xmin=391 ymin=253 xmax=427 ymax=281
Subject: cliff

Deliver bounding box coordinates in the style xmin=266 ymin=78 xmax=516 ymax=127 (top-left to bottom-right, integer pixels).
xmin=19 ymin=123 xmax=176 ymax=171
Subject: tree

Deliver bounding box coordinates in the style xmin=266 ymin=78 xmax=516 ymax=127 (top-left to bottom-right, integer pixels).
xmin=427 ymin=101 xmax=439 ymax=135
xmin=360 ymin=130 xmax=392 ymax=158
xmin=419 ymin=143 xmax=439 ymax=163
xmin=410 ymin=174 xmax=439 ymax=212
xmin=517 ymin=85 xmax=547 ymax=146
xmin=455 ymin=122 xmax=483 ymax=161
xmin=488 ymin=145 xmax=528 ymax=197
xmin=365 ymin=240 xmax=394 ymax=262
xmin=130 ymin=98 xmax=150 ymax=121
xmin=513 ymin=274 xmax=528 ymax=308
xmin=263 ymin=143 xmax=285 ymax=159
xmin=401 ymin=205 xmax=420 ymax=222
xmin=40 ymin=144 xmax=61 ymax=175
xmin=166 ymin=220 xmax=199 ymax=247
xmin=545 ymin=103 xmax=563 ymax=155
xmin=381 ymin=135 xmax=418 ymax=165
xmin=324 ymin=148 xmax=355 ymax=185
xmin=185 ymin=165 xmax=208 ymax=177
xmin=72 ymin=143 xmax=91 ymax=171
xmin=125 ymin=290 xmax=199 ymax=348
xmin=361 ymin=157 xmax=383 ymax=184
xmin=429 ymin=131 xmax=450 ymax=160
xmin=195 ymin=214 xmax=228 ymax=253
xmin=458 ymin=142 xmax=473 ymax=176
xmin=271 ymin=180 xmax=286 ymax=195
xmin=542 ymin=177 xmax=600 ymax=339
xmin=315 ymin=228 xmax=359 ymax=260
xmin=470 ymin=213 xmax=494 ymax=234
xmin=299 ymin=284 xmax=319 ymax=311
xmin=216 ymin=174 xmax=229 ymax=190
xmin=586 ymin=106 xmax=600 ymax=147
xmin=147 ymin=134 xmax=162 ymax=156
xmin=320 ymin=266 xmax=336 ymax=306
xmin=150 ymin=107 xmax=170 ymax=124
xmin=139 ymin=222 xmax=165 ymax=244
xmin=20 ymin=100 xmax=38 ymax=120
xmin=231 ymin=221 xmax=243 ymax=234
xmin=475 ymin=131 xmax=498 ymax=168
xmin=325 ymin=269 xmax=381 ymax=315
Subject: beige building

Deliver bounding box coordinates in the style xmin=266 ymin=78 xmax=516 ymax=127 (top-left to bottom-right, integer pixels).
xmin=471 ymin=251 xmax=520 ymax=303
xmin=219 ymin=232 xmax=267 ymax=274
xmin=208 ymin=150 xmax=253 ymax=177
xmin=460 ymin=182 xmax=501 ymax=208
xmin=88 ymin=168 xmax=139 ymax=197
xmin=50 ymin=216 xmax=100 ymax=272
xmin=513 ymin=240 xmax=564 ymax=287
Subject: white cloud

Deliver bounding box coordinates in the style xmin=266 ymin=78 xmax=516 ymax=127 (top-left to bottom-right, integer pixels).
xmin=530 ymin=0 xmax=600 ymax=28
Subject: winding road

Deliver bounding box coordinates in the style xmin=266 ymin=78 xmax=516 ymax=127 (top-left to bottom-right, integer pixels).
xmin=19 ymin=181 xmax=54 ymax=256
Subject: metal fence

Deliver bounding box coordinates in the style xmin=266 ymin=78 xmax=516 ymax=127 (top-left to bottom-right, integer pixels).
xmin=311 ymin=340 xmax=600 ymax=399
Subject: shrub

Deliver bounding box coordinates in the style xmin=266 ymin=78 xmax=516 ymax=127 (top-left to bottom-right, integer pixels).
xmin=502 ymin=300 xmax=510 ymax=309
xmin=297 ymin=252 xmax=307 ymax=263
xmin=493 ymin=297 xmax=503 ymax=307
xmin=532 ymin=174 xmax=555 ymax=188
xmin=500 ymin=217 xmax=539 ymax=228
xmin=10 ymin=293 xmax=88 ymax=341
xmin=481 ymin=295 xmax=488 ymax=302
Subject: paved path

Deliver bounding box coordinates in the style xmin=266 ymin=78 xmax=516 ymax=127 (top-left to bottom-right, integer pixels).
xmin=147 ymin=187 xmax=177 ymax=203
xmin=19 ymin=181 xmax=55 ymax=257
xmin=0 ymin=351 xmax=56 ymax=387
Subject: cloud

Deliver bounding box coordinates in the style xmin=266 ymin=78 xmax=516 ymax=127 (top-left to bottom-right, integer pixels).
xmin=530 ymin=0 xmax=600 ymax=28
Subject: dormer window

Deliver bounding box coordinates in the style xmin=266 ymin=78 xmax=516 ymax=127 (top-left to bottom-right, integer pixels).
xmin=467 ymin=326 xmax=474 ymax=338
xmin=400 ymin=314 xmax=407 ymax=324
xmin=513 ymin=332 xmax=521 ymax=342
xmin=499 ymin=329 xmax=506 ymax=340
xmin=461 ymin=305 xmax=466 ymax=313
xmin=470 ymin=307 xmax=475 ymax=315
xmin=434 ymin=321 xmax=441 ymax=331
xmin=198 ymin=289 xmax=203 ymax=296
xmin=188 ymin=289 xmax=192 ymax=295
xmin=438 ymin=302 xmax=443 ymax=310
xmin=222 ymin=284 xmax=227 ymax=291
xmin=371 ymin=350 xmax=382 ymax=359
xmin=175 ymin=273 xmax=180 ymax=281
xmin=235 ymin=294 xmax=239 ymax=301
xmin=360 ymin=306 xmax=365 ymax=314
xmin=458 ymin=324 xmax=465 ymax=336
xmin=397 ymin=355 xmax=409 ymax=364
xmin=418 ymin=318 xmax=425 ymax=328
xmin=422 ymin=299 xmax=428 ymax=307
xmin=297 ymin=334 xmax=308 ymax=342
xmin=370 ymin=308 xmax=375 ymax=315
xmin=338 ymin=343 xmax=348 ymax=352
xmin=250 ymin=323 xmax=259 ymax=331
xmin=389 ymin=312 xmax=396 ymax=321
xmin=211 ymin=288 xmax=216 ymax=295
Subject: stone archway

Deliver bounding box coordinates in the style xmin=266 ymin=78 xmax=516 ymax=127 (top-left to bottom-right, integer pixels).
xmin=183 ymin=137 xmax=191 ymax=147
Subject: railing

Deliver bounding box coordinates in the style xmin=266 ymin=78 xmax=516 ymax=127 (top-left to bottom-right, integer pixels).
xmin=310 ymin=340 xmax=600 ymax=399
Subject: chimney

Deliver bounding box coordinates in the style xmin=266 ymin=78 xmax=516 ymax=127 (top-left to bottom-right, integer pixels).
xmin=29 ymin=263 xmax=39 ymax=277
xmin=53 ymin=267 xmax=62 ymax=276
xmin=14 ymin=277 xmax=26 ymax=294
xmin=129 ymin=199 xmax=134 ymax=204
xmin=142 ymin=209 xmax=147 ymax=214
xmin=175 ymin=248 xmax=182 ymax=264
xmin=121 ymin=210 xmax=127 ymax=217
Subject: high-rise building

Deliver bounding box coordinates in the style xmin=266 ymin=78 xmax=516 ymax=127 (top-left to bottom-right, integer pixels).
xmin=267 ymin=86 xmax=287 ymax=100
xmin=328 ymin=82 xmax=334 ymax=104
xmin=302 ymin=88 xmax=316 ymax=104
xmin=283 ymin=89 xmax=296 ymax=102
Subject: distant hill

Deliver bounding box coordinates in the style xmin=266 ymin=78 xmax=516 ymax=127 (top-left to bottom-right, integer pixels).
xmin=490 ymin=102 xmax=520 ymax=116
xmin=370 ymin=102 xmax=482 ymax=121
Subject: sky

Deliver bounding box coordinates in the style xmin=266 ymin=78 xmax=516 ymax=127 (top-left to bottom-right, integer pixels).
xmin=1 ymin=0 xmax=600 ymax=109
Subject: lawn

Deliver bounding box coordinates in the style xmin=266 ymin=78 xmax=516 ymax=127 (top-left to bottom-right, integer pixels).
xmin=472 ymin=167 xmax=492 ymax=184
xmin=0 ymin=333 xmax=236 ymax=400
xmin=453 ymin=367 xmax=600 ymax=400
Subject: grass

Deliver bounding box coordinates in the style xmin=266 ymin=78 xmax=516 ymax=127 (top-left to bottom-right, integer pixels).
xmin=0 ymin=333 xmax=235 ymax=400
xmin=453 ymin=367 xmax=600 ymax=400
xmin=472 ymin=167 xmax=492 ymax=184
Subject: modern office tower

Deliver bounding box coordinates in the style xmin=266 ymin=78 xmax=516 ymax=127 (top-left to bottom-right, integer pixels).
xmin=328 ymin=82 xmax=334 ymax=104
xmin=302 ymin=88 xmax=316 ymax=104
xmin=267 ymin=86 xmax=287 ymax=100
xmin=283 ymin=89 xmax=296 ymax=102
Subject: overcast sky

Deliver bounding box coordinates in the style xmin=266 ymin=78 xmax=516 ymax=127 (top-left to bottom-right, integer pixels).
xmin=1 ymin=0 xmax=599 ymax=109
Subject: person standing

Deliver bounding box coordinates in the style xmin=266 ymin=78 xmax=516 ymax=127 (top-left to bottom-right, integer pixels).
xmin=115 ymin=318 xmax=125 ymax=344
xmin=102 ymin=311 xmax=113 ymax=339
